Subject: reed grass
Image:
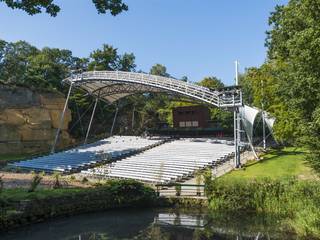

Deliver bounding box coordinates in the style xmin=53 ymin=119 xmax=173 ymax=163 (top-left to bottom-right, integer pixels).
xmin=205 ymin=177 xmax=320 ymax=238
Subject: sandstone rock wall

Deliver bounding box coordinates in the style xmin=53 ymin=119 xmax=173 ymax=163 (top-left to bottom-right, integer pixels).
xmin=0 ymin=84 xmax=74 ymax=155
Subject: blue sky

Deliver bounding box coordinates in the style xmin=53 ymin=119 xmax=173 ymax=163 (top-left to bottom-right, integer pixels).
xmin=0 ymin=0 xmax=288 ymax=85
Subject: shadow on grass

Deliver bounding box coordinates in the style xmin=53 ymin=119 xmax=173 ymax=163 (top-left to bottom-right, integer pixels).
xmin=244 ymin=148 xmax=306 ymax=168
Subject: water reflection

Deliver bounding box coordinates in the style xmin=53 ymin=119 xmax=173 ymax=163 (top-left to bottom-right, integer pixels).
xmin=2 ymin=209 xmax=294 ymax=240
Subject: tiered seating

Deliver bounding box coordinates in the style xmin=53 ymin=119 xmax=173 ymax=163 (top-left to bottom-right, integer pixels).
xmin=82 ymin=138 xmax=234 ymax=183
xmin=11 ymin=136 xmax=165 ymax=173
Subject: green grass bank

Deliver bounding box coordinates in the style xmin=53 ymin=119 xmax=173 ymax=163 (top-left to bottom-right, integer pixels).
xmin=224 ymin=148 xmax=316 ymax=180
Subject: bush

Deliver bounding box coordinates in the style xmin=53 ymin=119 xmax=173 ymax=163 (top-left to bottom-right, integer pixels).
xmin=204 ymin=177 xmax=320 ymax=238
xmin=175 ymin=184 xmax=181 ymax=196
xmin=105 ymin=179 xmax=157 ymax=205
xmin=28 ymin=172 xmax=43 ymax=192
xmin=52 ymin=172 xmax=67 ymax=189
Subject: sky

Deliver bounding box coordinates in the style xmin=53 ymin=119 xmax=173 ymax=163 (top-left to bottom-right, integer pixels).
xmin=0 ymin=0 xmax=288 ymax=85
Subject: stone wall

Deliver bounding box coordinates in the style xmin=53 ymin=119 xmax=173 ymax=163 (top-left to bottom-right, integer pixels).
xmin=0 ymin=84 xmax=74 ymax=155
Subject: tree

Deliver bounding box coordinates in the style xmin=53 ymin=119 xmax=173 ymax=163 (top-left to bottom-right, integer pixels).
xmin=150 ymin=64 xmax=170 ymax=77
xmin=245 ymin=0 xmax=320 ymax=172
xmin=181 ymin=76 xmax=188 ymax=82
xmin=88 ymin=44 xmax=136 ymax=72
xmin=25 ymin=47 xmax=75 ymax=90
xmin=197 ymin=76 xmax=224 ymax=89
xmin=198 ymin=76 xmax=233 ymax=130
xmin=118 ymin=53 xmax=136 ymax=72
xmin=0 ymin=0 xmax=128 ymax=17
xmin=0 ymin=40 xmax=39 ymax=85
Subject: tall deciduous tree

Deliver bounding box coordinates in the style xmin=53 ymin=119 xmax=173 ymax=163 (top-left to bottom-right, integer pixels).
xmin=88 ymin=44 xmax=135 ymax=72
xmin=150 ymin=64 xmax=170 ymax=77
xmin=198 ymin=76 xmax=224 ymax=89
xmin=243 ymin=0 xmax=320 ymax=172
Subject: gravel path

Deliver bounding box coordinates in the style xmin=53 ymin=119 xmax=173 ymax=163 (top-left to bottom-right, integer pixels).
xmin=0 ymin=171 xmax=88 ymax=189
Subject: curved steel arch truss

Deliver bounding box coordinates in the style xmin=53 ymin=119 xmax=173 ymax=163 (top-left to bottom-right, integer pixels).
xmin=63 ymin=71 xmax=242 ymax=108
xmin=52 ymin=70 xmax=244 ymax=159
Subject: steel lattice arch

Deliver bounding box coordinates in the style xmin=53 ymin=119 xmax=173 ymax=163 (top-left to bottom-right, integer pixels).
xmin=63 ymin=71 xmax=242 ymax=108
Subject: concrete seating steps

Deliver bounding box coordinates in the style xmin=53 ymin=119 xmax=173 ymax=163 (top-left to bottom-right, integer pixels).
xmin=10 ymin=136 xmax=166 ymax=173
xmin=82 ymin=138 xmax=235 ymax=183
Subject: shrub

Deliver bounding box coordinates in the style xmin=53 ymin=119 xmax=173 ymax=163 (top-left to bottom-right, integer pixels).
xmin=28 ymin=172 xmax=43 ymax=192
xmin=105 ymin=179 xmax=157 ymax=205
xmin=204 ymin=177 xmax=320 ymax=238
xmin=51 ymin=172 xmax=67 ymax=189
xmin=175 ymin=184 xmax=181 ymax=196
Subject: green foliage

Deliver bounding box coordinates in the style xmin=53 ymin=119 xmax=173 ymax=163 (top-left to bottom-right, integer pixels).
xmin=150 ymin=64 xmax=170 ymax=77
xmin=104 ymin=179 xmax=157 ymax=203
xmin=0 ymin=40 xmax=77 ymax=91
xmin=205 ymin=177 xmax=320 ymax=238
xmin=92 ymin=0 xmax=128 ymax=16
xmin=0 ymin=180 xmax=157 ymax=230
xmin=0 ymin=38 xmax=235 ymax=140
xmin=28 ymin=172 xmax=44 ymax=193
xmin=0 ymin=39 xmax=140 ymax=139
xmin=88 ymin=44 xmax=136 ymax=72
xmin=239 ymin=0 xmax=320 ymax=172
xmin=51 ymin=172 xmax=65 ymax=189
xmin=197 ymin=76 xmax=224 ymax=89
xmin=0 ymin=0 xmax=128 ymax=17
xmin=175 ymin=184 xmax=181 ymax=196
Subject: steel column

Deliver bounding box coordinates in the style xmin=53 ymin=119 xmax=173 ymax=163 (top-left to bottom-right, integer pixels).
xmin=234 ymin=61 xmax=241 ymax=168
xmin=110 ymin=106 xmax=119 ymax=136
xmin=51 ymin=82 xmax=73 ymax=153
xmin=236 ymin=109 xmax=241 ymax=167
xmin=234 ymin=108 xmax=241 ymax=168
xmin=131 ymin=106 xmax=135 ymax=131
xmin=234 ymin=109 xmax=238 ymax=168
xmin=84 ymin=97 xmax=99 ymax=144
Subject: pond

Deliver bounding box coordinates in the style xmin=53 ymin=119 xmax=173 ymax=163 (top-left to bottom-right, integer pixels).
xmin=2 ymin=208 xmax=295 ymax=240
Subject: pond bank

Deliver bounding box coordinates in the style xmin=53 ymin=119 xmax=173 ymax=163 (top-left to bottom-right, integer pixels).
xmin=205 ymin=177 xmax=320 ymax=239
xmin=2 ymin=207 xmax=295 ymax=240
xmin=0 ymin=180 xmax=208 ymax=232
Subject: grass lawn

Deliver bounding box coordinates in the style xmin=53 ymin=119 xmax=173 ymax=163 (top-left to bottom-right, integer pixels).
xmin=0 ymin=187 xmax=85 ymax=201
xmin=223 ymin=147 xmax=318 ymax=180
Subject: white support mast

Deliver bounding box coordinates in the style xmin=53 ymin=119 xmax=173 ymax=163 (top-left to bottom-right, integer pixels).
xmin=234 ymin=61 xmax=241 ymax=168
xmin=51 ymin=82 xmax=73 ymax=153
xmin=84 ymin=96 xmax=99 ymax=145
